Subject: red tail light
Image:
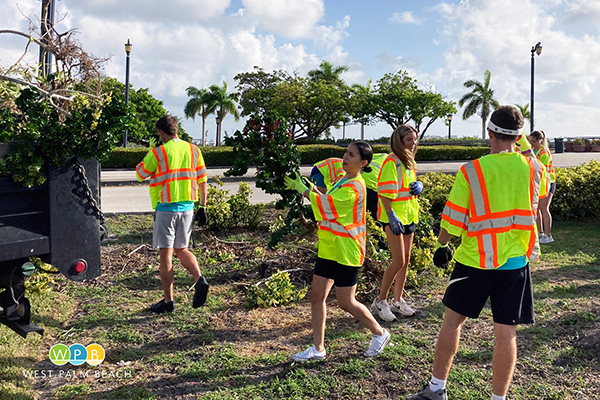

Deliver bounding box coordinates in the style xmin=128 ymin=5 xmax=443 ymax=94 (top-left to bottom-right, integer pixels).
xmin=72 ymin=259 xmax=87 ymax=274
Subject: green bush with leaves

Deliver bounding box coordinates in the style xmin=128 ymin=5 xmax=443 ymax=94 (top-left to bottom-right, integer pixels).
xmin=204 ymin=177 xmax=265 ymax=231
xmin=246 ymin=270 xmax=308 ymax=308
xmin=552 ymin=160 xmax=600 ymax=220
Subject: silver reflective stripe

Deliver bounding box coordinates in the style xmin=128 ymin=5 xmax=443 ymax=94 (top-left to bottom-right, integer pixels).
xmin=149 ymin=170 xmax=197 ymax=185
xmin=530 ymin=158 xmax=542 ymax=212
xmin=318 ymin=195 xmax=336 ymax=220
xmin=463 ymin=162 xmax=486 ymax=216
xmin=136 ymin=164 xmax=151 ymax=179
xmin=397 ymin=188 xmax=412 ymax=199
xmin=197 ymin=165 xmax=207 ymax=178
xmin=443 ymin=204 xmax=469 ymax=227
xmin=529 ymin=238 xmax=540 ymax=261
xmin=481 ymin=234 xmax=495 ymax=269
xmin=378 ymin=183 xmax=397 ymax=193
xmin=155 ymin=148 xmax=167 ymax=172
xmin=320 ymin=220 xmax=366 ymax=237
xmin=191 ymin=144 xmax=199 ymax=169
xmin=468 ymin=215 xmax=536 ymax=232
xmin=345 ymin=180 xmax=365 ymax=223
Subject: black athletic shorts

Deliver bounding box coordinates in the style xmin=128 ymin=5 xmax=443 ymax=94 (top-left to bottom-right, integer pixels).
xmin=442 ymin=261 xmax=534 ymax=325
xmin=549 ymin=182 xmax=556 ymax=194
xmin=313 ymin=257 xmax=361 ymax=287
xmin=381 ymin=222 xmax=416 ymax=236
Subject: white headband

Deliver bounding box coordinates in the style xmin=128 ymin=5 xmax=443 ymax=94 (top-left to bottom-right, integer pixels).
xmin=487 ymin=120 xmax=521 ymax=136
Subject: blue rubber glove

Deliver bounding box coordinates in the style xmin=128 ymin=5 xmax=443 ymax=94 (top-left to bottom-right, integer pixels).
xmin=386 ymin=210 xmax=405 ymax=235
xmin=409 ymin=181 xmax=423 ymax=196
xmin=284 ymin=173 xmax=311 ymax=195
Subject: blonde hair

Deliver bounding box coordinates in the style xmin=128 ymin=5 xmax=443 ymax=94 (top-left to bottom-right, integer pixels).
xmin=390 ymin=124 xmax=418 ymax=170
xmin=530 ymin=130 xmax=549 ymax=151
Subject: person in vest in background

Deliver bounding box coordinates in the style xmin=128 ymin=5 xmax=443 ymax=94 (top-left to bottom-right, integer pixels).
xmin=286 ymin=142 xmax=390 ymax=362
xmin=407 ymin=106 xmax=549 ymax=400
xmin=372 ymin=125 xmax=423 ymax=322
xmin=136 ymin=115 xmax=209 ymax=314
xmin=529 ymin=130 xmax=556 ymax=243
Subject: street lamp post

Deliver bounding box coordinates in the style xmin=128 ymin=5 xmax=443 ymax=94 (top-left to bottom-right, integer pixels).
xmin=447 ymin=114 xmax=453 ymax=140
xmin=530 ymin=41 xmax=542 ymax=133
xmin=123 ymin=39 xmax=132 ymax=147
xmin=215 ymin=114 xmax=222 ymax=146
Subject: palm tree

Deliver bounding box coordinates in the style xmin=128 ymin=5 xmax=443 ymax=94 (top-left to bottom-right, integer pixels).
xmin=308 ymin=61 xmax=349 ymax=83
xmin=458 ymin=70 xmax=499 ymax=139
xmin=206 ymin=81 xmax=240 ymax=146
xmin=514 ymin=103 xmax=531 ymax=124
xmin=184 ymin=86 xmax=212 ymax=146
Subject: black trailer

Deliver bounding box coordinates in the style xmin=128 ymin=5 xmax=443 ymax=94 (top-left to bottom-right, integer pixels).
xmin=0 ymin=148 xmax=103 ymax=337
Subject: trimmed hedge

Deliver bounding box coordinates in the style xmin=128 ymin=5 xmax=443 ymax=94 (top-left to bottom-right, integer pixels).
xmin=103 ymin=144 xmax=491 ymax=169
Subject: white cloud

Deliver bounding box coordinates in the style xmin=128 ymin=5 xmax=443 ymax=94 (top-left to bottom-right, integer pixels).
xmin=389 ymin=11 xmax=425 ymax=25
xmin=242 ymin=0 xmax=324 ymax=38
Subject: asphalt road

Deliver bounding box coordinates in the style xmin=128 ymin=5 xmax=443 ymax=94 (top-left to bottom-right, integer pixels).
xmin=100 ymin=152 xmax=600 ymax=214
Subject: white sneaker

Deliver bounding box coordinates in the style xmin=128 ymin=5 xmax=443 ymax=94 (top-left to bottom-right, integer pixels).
xmin=291 ymin=345 xmax=326 ymax=362
xmin=365 ymin=328 xmax=391 ymax=357
xmin=371 ymin=299 xmax=396 ymax=322
xmin=539 ymin=234 xmax=554 ymax=244
xmin=390 ymin=298 xmax=416 ymax=317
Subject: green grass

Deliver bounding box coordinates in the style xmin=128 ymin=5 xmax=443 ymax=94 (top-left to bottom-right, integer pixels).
xmin=1 ymin=218 xmax=599 ymax=399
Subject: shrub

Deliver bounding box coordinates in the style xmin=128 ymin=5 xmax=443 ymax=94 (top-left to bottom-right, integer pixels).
xmin=204 ymin=177 xmax=265 ymax=231
xmin=102 ymin=148 xmax=148 ymax=168
xmin=552 ymin=160 xmax=600 ymax=220
xmin=246 ymin=270 xmax=308 ymax=308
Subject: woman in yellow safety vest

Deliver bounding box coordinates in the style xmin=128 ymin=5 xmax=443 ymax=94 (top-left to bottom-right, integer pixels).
xmin=371 ymin=125 xmax=423 ymax=322
xmin=286 ymin=141 xmax=390 ymax=362
xmin=529 ymin=130 xmax=556 ymax=243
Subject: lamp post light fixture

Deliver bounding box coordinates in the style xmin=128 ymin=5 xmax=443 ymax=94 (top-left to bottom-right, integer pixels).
xmin=447 ymin=114 xmax=453 ymax=140
xmin=123 ymin=39 xmax=132 ymax=147
xmin=530 ymin=41 xmax=542 ymax=133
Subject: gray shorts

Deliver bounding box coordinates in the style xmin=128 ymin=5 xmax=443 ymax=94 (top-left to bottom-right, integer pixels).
xmin=153 ymin=210 xmax=194 ymax=249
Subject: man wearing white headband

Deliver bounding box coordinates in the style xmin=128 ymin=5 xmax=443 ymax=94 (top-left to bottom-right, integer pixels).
xmin=408 ymin=105 xmax=550 ymax=400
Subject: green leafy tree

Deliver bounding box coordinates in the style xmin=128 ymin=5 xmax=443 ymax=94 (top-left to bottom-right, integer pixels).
xmin=92 ymin=77 xmax=190 ymax=144
xmin=234 ymin=63 xmax=352 ymax=141
xmin=348 ymin=81 xmax=377 ymax=140
xmin=458 ymin=69 xmax=500 ymax=139
xmin=224 ymin=112 xmax=313 ymax=247
xmin=372 ymin=70 xmax=456 ymax=139
xmin=184 ymin=86 xmax=211 ymax=146
xmin=206 ymin=81 xmax=240 ymax=146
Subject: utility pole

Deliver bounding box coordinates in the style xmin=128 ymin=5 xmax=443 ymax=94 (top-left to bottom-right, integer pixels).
xmin=39 ymin=0 xmax=55 ymax=78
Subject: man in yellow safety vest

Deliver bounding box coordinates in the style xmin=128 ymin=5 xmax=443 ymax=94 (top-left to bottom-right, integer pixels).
xmin=136 ymin=115 xmax=209 ymax=314
xmin=407 ymin=106 xmax=549 ymax=400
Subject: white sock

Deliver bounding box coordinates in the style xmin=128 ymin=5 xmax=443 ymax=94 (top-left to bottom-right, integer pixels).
xmin=428 ymin=375 xmax=446 ymax=391
xmin=492 ymin=394 xmax=506 ymax=400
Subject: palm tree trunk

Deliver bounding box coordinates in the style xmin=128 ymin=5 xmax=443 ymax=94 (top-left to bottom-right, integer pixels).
xmin=481 ymin=117 xmax=487 ymax=140
xmin=201 ymin=116 xmax=206 ymax=147
xmin=360 ymin=123 xmax=364 ymax=141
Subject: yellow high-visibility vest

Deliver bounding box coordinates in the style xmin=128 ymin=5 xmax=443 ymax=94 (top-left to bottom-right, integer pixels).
xmin=534 ymin=148 xmax=556 ymax=183
xmin=377 ymin=153 xmax=419 ymax=224
xmin=441 ymin=152 xmax=550 ymax=269
xmin=314 ymin=158 xmax=345 ymax=190
xmin=309 ymin=175 xmax=367 ymax=267
xmin=136 ymin=139 xmax=207 ymax=209
xmin=360 ymin=153 xmax=387 ymax=191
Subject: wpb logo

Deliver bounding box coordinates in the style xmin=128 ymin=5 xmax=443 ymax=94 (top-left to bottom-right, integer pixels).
xmin=49 ymin=343 xmax=105 ymax=366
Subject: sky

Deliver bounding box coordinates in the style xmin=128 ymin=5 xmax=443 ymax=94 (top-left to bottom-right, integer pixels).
xmin=2 ymin=0 xmax=600 ymax=143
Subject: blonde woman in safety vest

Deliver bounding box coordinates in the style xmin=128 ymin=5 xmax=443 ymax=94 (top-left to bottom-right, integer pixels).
xmin=407 ymin=106 xmax=550 ymax=400
xmin=285 ymin=141 xmax=391 ymax=362
xmin=529 ymin=130 xmax=556 ymax=243
xmin=136 ymin=115 xmax=209 ymax=314
xmin=371 ymin=125 xmax=423 ymax=322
